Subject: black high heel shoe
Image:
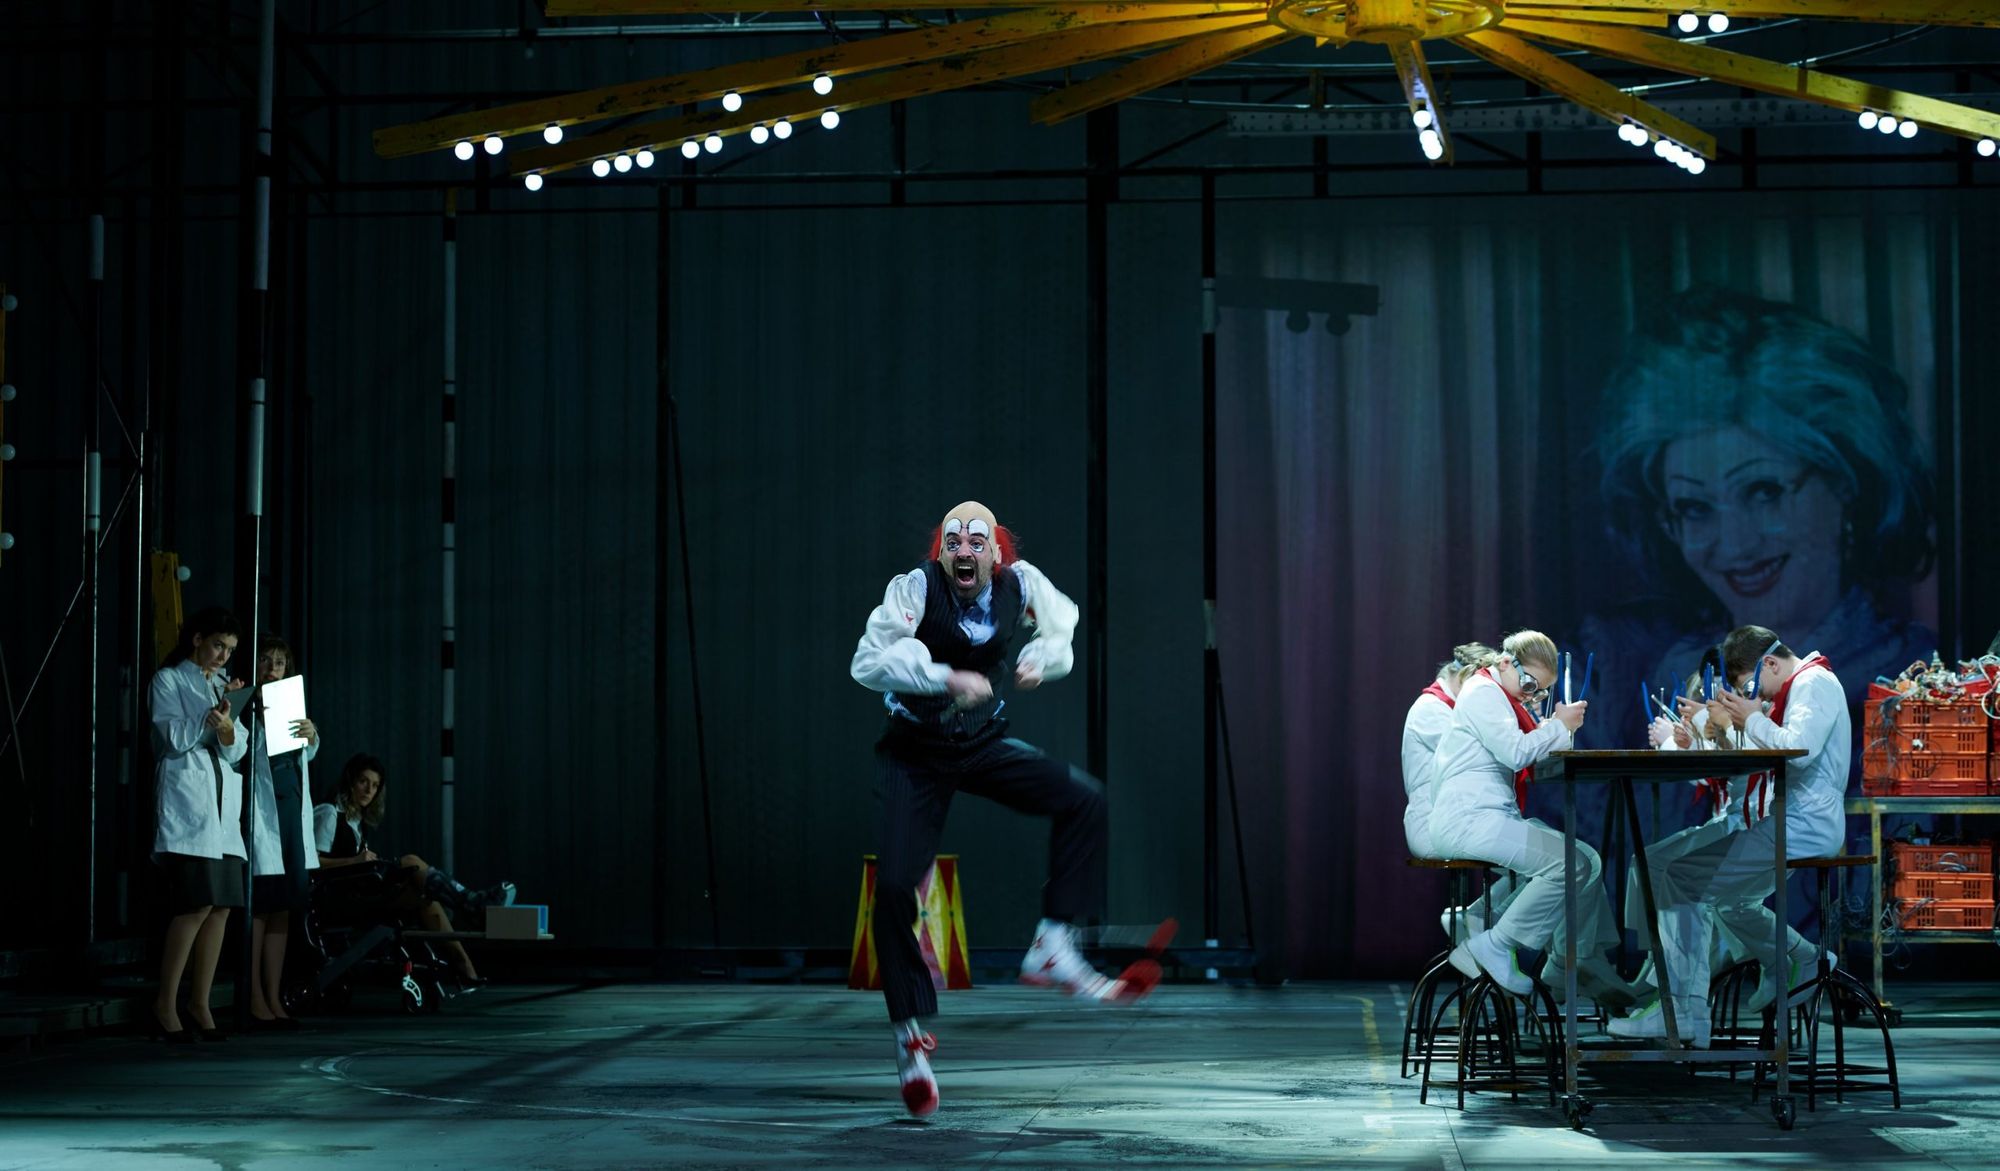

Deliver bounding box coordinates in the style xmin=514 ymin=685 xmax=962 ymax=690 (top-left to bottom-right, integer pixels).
xmin=148 ymin=1009 xmax=196 ymax=1046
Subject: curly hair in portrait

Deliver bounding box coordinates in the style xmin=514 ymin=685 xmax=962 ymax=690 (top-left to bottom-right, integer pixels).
xmin=1596 ymin=284 xmax=1935 ymax=624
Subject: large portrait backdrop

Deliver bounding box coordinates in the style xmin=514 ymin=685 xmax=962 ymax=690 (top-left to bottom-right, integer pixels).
xmin=1213 ymin=190 xmax=1975 ymax=977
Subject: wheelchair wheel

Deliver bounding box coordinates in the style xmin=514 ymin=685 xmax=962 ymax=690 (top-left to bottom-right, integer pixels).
xmin=418 ymin=976 xmax=449 ymax=1013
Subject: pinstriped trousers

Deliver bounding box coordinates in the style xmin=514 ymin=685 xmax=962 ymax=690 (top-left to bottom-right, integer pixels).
xmin=874 ymin=718 xmax=1106 ymax=1023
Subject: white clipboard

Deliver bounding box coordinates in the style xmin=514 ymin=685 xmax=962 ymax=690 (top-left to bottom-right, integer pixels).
xmin=260 ymin=675 xmax=311 ymax=756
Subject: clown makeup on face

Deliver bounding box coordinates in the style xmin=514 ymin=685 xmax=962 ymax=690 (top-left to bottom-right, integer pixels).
xmin=1659 ymin=426 xmax=1844 ymax=639
xmin=941 ymin=518 xmax=996 ymax=601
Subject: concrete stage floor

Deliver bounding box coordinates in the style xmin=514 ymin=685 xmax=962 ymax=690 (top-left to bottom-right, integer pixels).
xmin=0 ymin=981 xmax=1991 ymax=1170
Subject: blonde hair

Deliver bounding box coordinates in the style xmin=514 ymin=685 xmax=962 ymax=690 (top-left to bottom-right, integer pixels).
xmin=1501 ymin=630 xmax=1560 ymax=675
xmin=1439 ymin=641 xmax=1501 ymax=686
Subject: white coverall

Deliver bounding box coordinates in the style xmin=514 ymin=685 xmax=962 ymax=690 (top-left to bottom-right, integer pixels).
xmin=1427 ymin=671 xmax=1616 ymax=957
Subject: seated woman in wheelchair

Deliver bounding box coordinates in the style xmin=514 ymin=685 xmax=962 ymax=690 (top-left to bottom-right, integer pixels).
xmin=313 ymin=753 xmax=515 ymax=985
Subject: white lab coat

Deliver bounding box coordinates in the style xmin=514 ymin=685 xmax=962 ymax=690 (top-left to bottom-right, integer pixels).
xmin=150 ymin=660 xmax=249 ymax=861
xmin=244 ymin=713 xmax=321 ymax=878
xmin=1400 ymin=689 xmax=1454 ymax=858
xmin=849 ymin=560 xmax=1078 ymax=696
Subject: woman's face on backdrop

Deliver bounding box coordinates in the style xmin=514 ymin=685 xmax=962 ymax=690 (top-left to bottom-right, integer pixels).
xmin=1658 ymin=425 xmax=1845 ymax=637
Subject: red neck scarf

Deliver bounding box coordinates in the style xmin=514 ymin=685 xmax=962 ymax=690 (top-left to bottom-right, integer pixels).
xmin=1478 ymin=668 xmax=1538 ymax=813
xmin=1743 ymin=653 xmax=1830 ymax=824
xmin=1420 ymin=680 xmax=1456 ymax=709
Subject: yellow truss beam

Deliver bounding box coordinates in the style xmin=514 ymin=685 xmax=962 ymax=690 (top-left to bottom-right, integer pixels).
xmin=513 ymin=14 xmax=1269 ymax=174
xmin=1388 ymin=40 xmax=1452 ymax=164
xmin=376 ymin=3 xmax=1263 ymax=157
xmin=1454 ymin=27 xmax=1716 ymax=156
xmin=1506 ymin=5 xmax=1666 ymax=26
xmin=1029 ymin=25 xmax=1295 ymax=124
xmin=1500 ymin=1 xmax=2000 ymax=27
xmin=1505 ymin=17 xmax=2000 ymax=142
xmin=549 ymin=0 xmax=1147 ymax=11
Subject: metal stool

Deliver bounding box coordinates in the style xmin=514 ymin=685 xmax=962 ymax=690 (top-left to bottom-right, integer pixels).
xmin=1401 ymin=858 xmax=1489 ymax=1080
xmin=1753 ymin=854 xmax=1901 ymax=1112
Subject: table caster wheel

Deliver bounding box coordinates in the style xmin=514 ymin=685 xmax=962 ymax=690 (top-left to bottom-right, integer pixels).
xmin=1563 ymin=1095 xmax=1593 ymax=1130
xmin=1772 ymin=1096 xmax=1796 ymax=1130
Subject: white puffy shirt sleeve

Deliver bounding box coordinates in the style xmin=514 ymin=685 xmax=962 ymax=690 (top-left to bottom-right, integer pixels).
xmin=1462 ymin=677 xmax=1571 ymax=771
xmin=850 ymin=571 xmax=954 ymax=695
xmin=1009 ymin=561 xmax=1077 ymax=683
xmin=313 ymin=804 xmax=340 ymax=854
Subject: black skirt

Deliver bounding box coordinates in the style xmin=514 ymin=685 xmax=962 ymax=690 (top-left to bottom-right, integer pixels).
xmin=159 ymin=853 xmax=247 ymax=914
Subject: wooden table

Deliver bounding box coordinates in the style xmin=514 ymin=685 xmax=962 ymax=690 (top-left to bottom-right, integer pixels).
xmin=1534 ymin=748 xmax=1808 ymax=1130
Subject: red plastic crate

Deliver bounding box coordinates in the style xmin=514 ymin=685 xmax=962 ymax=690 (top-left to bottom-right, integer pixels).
xmin=1862 ymin=746 xmax=1991 ymax=788
xmin=1889 ymin=841 xmax=1994 ymax=874
xmin=1866 ymin=697 xmax=1990 ymax=731
xmin=1894 ymin=899 xmax=1995 ymax=932
xmin=1892 ymin=872 xmax=1995 ymax=902
xmin=1864 ymin=775 xmax=1996 ymax=797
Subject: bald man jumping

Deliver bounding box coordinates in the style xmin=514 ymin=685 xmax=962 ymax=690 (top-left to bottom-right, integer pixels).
xmin=849 ymin=501 xmax=1151 ymax=1117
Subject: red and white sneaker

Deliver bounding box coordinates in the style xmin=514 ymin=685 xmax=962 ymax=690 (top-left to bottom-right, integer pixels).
xmin=1020 ymin=919 xmax=1164 ymax=1004
xmin=893 ymin=1020 xmax=938 ymax=1117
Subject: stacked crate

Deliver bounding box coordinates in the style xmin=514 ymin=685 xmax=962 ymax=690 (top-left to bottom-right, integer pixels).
xmin=1861 ymin=697 xmax=1993 ymax=796
xmin=1890 ymin=842 xmax=1995 ymax=932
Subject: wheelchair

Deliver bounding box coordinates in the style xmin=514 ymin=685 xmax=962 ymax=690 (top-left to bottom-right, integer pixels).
xmin=293 ymin=861 xmax=474 ymax=1015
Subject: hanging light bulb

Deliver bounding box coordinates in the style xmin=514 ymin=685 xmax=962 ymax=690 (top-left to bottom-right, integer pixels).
xmin=704 ymin=133 xmax=724 ymax=153
xmin=1858 ymin=110 xmax=1878 ymax=130
xmin=1898 ymin=120 xmax=1919 ymax=139
xmin=722 ymin=91 xmax=744 ymax=113
xmin=773 ymin=119 xmax=794 ymax=140
xmin=821 ymin=109 xmax=840 ymax=130
xmin=484 ymin=135 xmax=504 ymax=155
xmin=1412 ymin=107 xmax=1433 ymax=130
xmin=1687 ymin=155 xmax=1708 ymax=175
xmin=524 ymin=173 xmax=544 ymax=191
xmin=1707 ymin=12 xmax=1729 ymax=32
xmin=1677 ymin=12 xmax=1699 ymax=33
xmin=544 ymin=123 xmax=564 ymax=145
xmin=453 ymin=140 xmax=475 ymax=161
xmin=1878 ymin=115 xmax=1900 ymax=134
xmin=750 ymin=124 xmax=770 ymax=145
xmin=1418 ymin=127 xmax=1441 ymax=157
xmin=1654 ymin=139 xmax=1673 ymax=158
xmin=614 ymin=153 xmax=633 ymax=172
xmin=682 ymin=139 xmax=700 ymax=159
xmin=636 ymin=149 xmax=655 ymax=168
xmin=1979 ymin=138 xmax=1997 ymax=157
xmin=813 ymin=73 xmax=834 ymax=96
xmin=591 ymin=158 xmax=611 ymax=178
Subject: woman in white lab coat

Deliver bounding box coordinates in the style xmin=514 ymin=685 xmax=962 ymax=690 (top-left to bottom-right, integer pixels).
xmin=149 ymin=607 xmax=250 ymax=1043
xmin=242 ymin=635 xmax=320 ymax=1029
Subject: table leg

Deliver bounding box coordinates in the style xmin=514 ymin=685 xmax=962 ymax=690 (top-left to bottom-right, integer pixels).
xmin=1621 ymin=777 xmax=1679 ymax=1048
xmin=1771 ymin=764 xmax=1792 ymax=1127
xmin=1871 ymin=806 xmax=1890 ymax=1016
xmin=1563 ymin=779 xmax=1580 ymax=1104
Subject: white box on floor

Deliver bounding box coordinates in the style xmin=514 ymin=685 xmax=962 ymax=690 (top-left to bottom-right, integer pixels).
xmin=487 ymin=904 xmax=548 ymax=940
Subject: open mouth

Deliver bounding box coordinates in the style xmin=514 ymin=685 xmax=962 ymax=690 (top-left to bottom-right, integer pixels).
xmin=953 ymin=559 xmax=978 ymax=588
xmin=1721 ymin=554 xmax=1787 ymax=599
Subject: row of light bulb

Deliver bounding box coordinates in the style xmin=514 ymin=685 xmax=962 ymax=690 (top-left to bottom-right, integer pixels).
xmin=454 ymin=73 xmax=836 ymax=164
xmin=1676 ymin=12 xmax=1729 ymax=33
xmin=1410 ymin=105 xmax=1444 ymax=161
xmin=524 ymin=106 xmax=839 ymax=190
xmin=1856 ymin=110 xmax=1921 ymax=139
xmin=1617 ymin=120 xmax=1707 ymax=174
